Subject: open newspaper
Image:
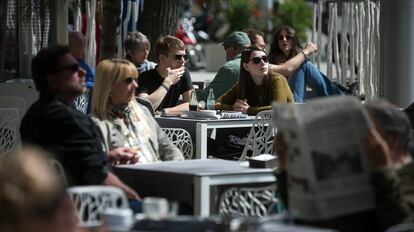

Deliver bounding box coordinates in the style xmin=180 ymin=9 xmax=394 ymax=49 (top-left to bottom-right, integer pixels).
xmin=273 ymin=96 xmax=374 ymax=221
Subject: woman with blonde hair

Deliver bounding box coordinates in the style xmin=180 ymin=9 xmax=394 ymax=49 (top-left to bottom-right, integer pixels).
xmin=0 ymin=147 xmax=79 ymax=232
xmin=91 ymin=59 xmax=183 ymax=163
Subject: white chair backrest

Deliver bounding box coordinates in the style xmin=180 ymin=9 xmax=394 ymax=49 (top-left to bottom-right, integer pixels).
xmin=0 ymin=96 xmax=26 ymax=118
xmin=67 ymin=186 xmax=129 ymax=228
xmin=162 ymin=128 xmax=193 ymax=159
xmin=0 ymin=96 xmax=26 ymax=146
xmin=0 ymin=108 xmax=19 ymax=153
xmin=46 ymin=158 xmax=67 ymax=186
xmin=239 ymin=110 xmax=276 ymax=161
xmin=73 ymin=88 xmax=91 ymax=114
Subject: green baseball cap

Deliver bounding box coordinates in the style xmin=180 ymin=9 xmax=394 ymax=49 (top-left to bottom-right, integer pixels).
xmin=220 ymin=31 xmax=251 ymax=47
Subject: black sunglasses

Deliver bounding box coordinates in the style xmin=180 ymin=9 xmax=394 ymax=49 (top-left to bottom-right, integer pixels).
xmin=249 ymin=56 xmax=269 ymax=64
xmin=278 ymin=35 xmax=293 ymax=41
xmin=124 ymin=77 xmax=136 ymax=84
xmin=53 ymin=63 xmax=80 ymax=74
xmin=174 ymin=54 xmax=188 ymax=61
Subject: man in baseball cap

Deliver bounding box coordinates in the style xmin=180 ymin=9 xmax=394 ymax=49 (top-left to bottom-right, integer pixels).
xmin=196 ymin=31 xmax=251 ymax=102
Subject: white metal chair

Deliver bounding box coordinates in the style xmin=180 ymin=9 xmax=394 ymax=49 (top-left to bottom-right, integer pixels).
xmin=0 ymin=96 xmax=26 ymax=147
xmin=219 ymin=110 xmax=279 ymax=217
xmin=162 ymin=128 xmax=193 ymax=159
xmin=239 ymin=110 xmax=276 ymax=161
xmin=218 ymin=184 xmax=280 ymax=217
xmin=67 ymin=186 xmax=129 ymax=228
xmin=0 ymin=96 xmax=26 ymax=118
xmin=0 ymin=108 xmax=19 ymax=153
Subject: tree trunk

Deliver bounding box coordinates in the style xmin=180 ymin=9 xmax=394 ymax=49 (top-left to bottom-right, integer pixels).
xmin=0 ymin=0 xmax=8 ymax=82
xmin=48 ymin=0 xmax=57 ymax=45
xmin=100 ymin=0 xmax=121 ymax=60
xmin=139 ymin=0 xmax=183 ymax=61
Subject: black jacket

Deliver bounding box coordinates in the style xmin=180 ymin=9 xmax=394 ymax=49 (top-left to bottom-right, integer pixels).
xmin=20 ymin=94 xmax=109 ymax=186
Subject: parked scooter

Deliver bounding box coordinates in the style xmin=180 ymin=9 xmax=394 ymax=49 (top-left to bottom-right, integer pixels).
xmin=176 ymin=17 xmax=208 ymax=70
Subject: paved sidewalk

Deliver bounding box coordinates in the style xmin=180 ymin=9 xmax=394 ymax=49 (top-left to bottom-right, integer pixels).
xmin=189 ymin=69 xmax=216 ymax=82
xmin=189 ymin=62 xmax=333 ymax=83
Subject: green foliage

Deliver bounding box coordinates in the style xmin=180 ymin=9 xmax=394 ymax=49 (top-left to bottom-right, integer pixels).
xmin=223 ymin=0 xmax=311 ymax=41
xmin=225 ymin=0 xmax=254 ymax=32
xmin=273 ymin=0 xmax=312 ymax=41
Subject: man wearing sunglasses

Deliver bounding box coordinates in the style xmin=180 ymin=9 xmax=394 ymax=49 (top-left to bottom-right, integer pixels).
xmin=196 ymin=31 xmax=251 ymax=102
xmin=20 ymin=45 xmax=139 ymax=200
xmin=136 ymin=35 xmax=193 ymax=115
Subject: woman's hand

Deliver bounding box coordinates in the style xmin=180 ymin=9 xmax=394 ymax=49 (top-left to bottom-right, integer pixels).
xmin=233 ymin=99 xmax=249 ymax=113
xmin=303 ymin=42 xmax=318 ymax=57
xmin=108 ymin=147 xmax=140 ymax=165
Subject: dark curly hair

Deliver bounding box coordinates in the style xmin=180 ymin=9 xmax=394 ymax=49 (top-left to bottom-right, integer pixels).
xmin=268 ymin=25 xmax=302 ymax=65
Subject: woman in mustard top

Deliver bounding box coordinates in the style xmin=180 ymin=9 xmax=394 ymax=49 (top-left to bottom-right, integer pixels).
xmin=216 ymin=45 xmax=294 ymax=115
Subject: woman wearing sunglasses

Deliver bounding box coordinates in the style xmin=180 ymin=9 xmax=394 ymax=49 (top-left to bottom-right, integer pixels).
xmin=90 ymin=59 xmax=184 ymax=164
xmin=216 ymin=45 xmax=294 ymax=115
xmin=268 ymin=25 xmax=341 ymax=102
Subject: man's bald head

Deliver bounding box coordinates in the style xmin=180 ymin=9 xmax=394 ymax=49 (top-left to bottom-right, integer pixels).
xmin=68 ymin=31 xmax=85 ymax=59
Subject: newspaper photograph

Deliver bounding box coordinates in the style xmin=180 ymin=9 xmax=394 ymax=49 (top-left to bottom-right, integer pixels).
xmin=273 ymin=96 xmax=374 ymax=220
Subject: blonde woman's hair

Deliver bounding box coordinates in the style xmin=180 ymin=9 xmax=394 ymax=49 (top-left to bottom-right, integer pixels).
xmin=0 ymin=146 xmax=65 ymax=232
xmin=91 ymin=59 xmax=139 ymax=119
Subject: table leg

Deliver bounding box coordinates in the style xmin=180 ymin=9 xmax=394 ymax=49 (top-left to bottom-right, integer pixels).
xmin=196 ymin=122 xmax=208 ymax=159
xmin=194 ymin=176 xmax=210 ymax=217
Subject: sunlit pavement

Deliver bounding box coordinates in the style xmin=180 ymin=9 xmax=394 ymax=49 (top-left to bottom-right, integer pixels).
xmin=189 ymin=69 xmax=215 ymax=82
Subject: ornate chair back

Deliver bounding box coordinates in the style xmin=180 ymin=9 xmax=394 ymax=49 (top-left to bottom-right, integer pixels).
xmin=162 ymin=128 xmax=193 ymax=159
xmin=0 ymin=96 xmax=26 ymax=147
xmin=0 ymin=108 xmax=19 ymax=153
xmin=218 ymin=184 xmax=280 ymax=217
xmin=67 ymin=186 xmax=129 ymax=227
xmin=239 ymin=110 xmax=276 ymax=161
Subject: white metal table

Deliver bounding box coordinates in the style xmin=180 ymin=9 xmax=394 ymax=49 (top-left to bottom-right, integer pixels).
xmin=114 ymin=159 xmax=276 ymax=217
xmin=155 ymin=116 xmax=255 ymax=159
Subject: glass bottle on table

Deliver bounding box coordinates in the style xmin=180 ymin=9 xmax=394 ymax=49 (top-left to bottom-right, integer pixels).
xmin=206 ymin=89 xmax=216 ymax=110
xmin=189 ymin=90 xmax=198 ymax=111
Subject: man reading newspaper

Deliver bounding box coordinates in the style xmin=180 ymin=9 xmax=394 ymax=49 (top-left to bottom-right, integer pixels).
xmin=273 ymin=96 xmax=374 ymax=221
xmin=273 ymin=96 xmax=414 ymax=231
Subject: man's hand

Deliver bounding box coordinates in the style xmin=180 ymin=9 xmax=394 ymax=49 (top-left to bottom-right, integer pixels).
xmin=104 ymin=172 xmax=141 ymax=200
xmin=124 ymin=185 xmax=141 ymax=200
xmin=108 ymin=147 xmax=139 ymax=165
xmin=363 ymin=128 xmax=392 ymax=170
xmin=164 ymin=66 xmax=185 ymax=86
xmin=233 ymin=99 xmax=249 ymax=113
